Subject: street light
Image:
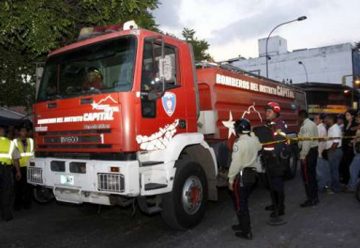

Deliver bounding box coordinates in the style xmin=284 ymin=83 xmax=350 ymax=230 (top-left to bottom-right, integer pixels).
xmin=341 ymin=74 xmax=359 ymax=109
xmin=298 ymin=61 xmax=309 ymax=83
xmin=355 ymin=78 xmax=360 ymax=86
xmin=265 ymin=16 xmax=307 ymax=78
xmin=342 ymin=74 xmax=360 ymax=87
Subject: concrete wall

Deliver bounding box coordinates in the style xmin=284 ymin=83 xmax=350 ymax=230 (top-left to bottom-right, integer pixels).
xmin=230 ymin=38 xmax=354 ymax=85
xmin=258 ymin=36 xmax=288 ymax=56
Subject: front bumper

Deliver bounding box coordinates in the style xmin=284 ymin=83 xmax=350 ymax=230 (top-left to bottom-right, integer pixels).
xmin=28 ymin=157 xmax=140 ymax=205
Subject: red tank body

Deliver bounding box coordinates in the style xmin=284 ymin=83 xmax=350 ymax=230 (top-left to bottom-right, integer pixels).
xmin=196 ymin=66 xmax=306 ymax=141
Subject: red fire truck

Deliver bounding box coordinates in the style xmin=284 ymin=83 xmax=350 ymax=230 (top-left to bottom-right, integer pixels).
xmin=28 ymin=21 xmax=306 ymax=229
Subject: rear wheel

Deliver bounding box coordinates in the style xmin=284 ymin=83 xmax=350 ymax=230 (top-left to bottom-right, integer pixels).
xmin=161 ymin=158 xmax=207 ymax=230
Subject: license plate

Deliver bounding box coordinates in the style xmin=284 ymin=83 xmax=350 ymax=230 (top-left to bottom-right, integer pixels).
xmin=60 ymin=175 xmax=74 ymax=185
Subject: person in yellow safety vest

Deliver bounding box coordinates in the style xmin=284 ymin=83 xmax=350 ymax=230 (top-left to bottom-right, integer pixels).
xmin=13 ymin=126 xmax=34 ymax=210
xmin=0 ymin=126 xmax=21 ymax=221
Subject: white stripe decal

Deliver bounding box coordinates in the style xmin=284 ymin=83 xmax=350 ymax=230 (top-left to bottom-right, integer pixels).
xmin=30 ymin=138 xmax=34 ymax=153
xmin=20 ymin=152 xmax=34 ymax=157
xmin=0 ymin=154 xmax=12 ymax=158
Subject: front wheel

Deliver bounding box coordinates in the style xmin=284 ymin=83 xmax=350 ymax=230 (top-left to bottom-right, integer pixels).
xmin=161 ymin=158 xmax=208 ymax=230
xmin=33 ymin=186 xmax=55 ymax=204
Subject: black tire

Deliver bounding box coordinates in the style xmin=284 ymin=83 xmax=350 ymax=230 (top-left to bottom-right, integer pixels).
xmin=285 ymin=151 xmax=298 ymax=180
xmin=356 ymin=183 xmax=360 ymax=202
xmin=161 ymin=158 xmax=208 ymax=230
xmin=33 ymin=186 xmax=55 ymax=204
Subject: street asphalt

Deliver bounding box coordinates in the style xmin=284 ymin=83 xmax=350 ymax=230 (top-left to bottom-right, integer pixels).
xmin=1 ymin=171 xmax=359 ymax=248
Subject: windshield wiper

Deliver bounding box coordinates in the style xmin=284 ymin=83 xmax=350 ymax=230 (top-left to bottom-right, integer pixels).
xmin=47 ymin=94 xmax=63 ymax=100
xmin=82 ymin=87 xmax=102 ymax=95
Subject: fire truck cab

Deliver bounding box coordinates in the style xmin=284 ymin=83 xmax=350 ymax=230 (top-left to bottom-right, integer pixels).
xmin=29 ymin=21 xmax=217 ymax=229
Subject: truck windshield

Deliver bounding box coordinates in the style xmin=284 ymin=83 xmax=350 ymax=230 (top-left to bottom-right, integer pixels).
xmin=38 ymin=36 xmax=136 ymax=101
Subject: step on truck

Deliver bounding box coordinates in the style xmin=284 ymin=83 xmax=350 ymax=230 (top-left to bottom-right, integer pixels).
xmin=28 ymin=21 xmax=306 ymax=229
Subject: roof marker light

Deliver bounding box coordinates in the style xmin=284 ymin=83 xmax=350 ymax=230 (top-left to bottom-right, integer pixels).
xmin=78 ymin=20 xmax=138 ymax=40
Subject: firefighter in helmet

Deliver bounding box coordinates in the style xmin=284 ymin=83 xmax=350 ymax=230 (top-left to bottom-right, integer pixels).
xmin=263 ymin=101 xmax=288 ymax=224
xmin=228 ymin=118 xmax=262 ymax=240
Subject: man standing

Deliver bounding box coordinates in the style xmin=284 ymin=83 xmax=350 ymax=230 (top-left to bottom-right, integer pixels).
xmin=13 ymin=126 xmax=34 ymax=210
xmin=324 ymin=115 xmax=343 ymax=193
xmin=0 ymin=126 xmax=21 ymax=221
xmin=298 ymin=110 xmax=319 ymax=207
xmin=228 ymin=119 xmax=262 ymax=240
xmin=346 ymin=113 xmax=360 ymax=192
xmin=314 ymin=114 xmax=331 ymax=192
xmin=262 ymin=102 xmax=288 ymax=223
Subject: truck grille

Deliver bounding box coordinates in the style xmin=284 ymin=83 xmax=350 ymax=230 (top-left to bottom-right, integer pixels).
xmin=38 ymin=144 xmax=111 ymax=149
xmin=37 ymin=129 xmax=112 ymax=150
xmin=97 ymin=173 xmax=125 ymax=193
xmin=44 ymin=135 xmax=101 ymax=144
xmin=27 ymin=167 xmax=43 ymax=184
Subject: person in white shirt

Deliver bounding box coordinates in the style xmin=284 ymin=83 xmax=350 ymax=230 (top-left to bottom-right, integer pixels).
xmin=324 ymin=115 xmax=343 ymax=192
xmin=314 ymin=114 xmax=331 ymax=192
xmin=298 ymin=110 xmax=319 ymax=207
xmin=228 ymin=118 xmax=262 ymax=240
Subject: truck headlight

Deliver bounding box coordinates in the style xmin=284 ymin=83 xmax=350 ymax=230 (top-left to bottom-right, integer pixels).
xmin=97 ymin=173 xmax=124 ymax=193
xmin=27 ymin=167 xmax=43 ymax=184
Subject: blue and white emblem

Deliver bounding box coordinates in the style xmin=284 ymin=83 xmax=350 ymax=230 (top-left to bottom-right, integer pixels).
xmin=162 ymin=92 xmax=176 ymax=117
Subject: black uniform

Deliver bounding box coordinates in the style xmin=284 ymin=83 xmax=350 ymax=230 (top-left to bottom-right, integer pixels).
xmin=0 ymin=137 xmax=20 ymax=221
xmin=232 ymin=171 xmax=256 ymax=235
xmin=340 ymin=120 xmax=357 ymax=184
xmin=300 ymin=147 xmax=319 ymax=203
xmin=14 ymin=167 xmax=32 ymax=209
xmin=255 ymin=118 xmax=288 ymax=218
xmin=0 ymin=162 xmax=15 ymax=220
xmin=14 ymin=139 xmax=33 ymax=210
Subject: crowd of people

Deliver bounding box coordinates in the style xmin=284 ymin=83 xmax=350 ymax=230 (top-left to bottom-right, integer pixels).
xmin=314 ymin=110 xmax=360 ymax=193
xmin=227 ymin=103 xmax=360 ymax=240
xmin=0 ymin=125 xmax=33 ymax=222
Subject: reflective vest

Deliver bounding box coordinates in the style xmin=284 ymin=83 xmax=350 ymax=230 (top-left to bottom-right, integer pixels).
xmin=14 ymin=138 xmax=34 ymax=167
xmin=0 ymin=137 xmax=15 ymax=165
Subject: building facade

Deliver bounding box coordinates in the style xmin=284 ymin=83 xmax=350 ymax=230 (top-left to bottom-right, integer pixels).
xmin=227 ymin=36 xmax=359 ymax=87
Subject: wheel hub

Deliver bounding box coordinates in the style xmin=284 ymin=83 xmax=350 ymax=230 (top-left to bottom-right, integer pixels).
xmin=182 ymin=176 xmax=203 ymax=215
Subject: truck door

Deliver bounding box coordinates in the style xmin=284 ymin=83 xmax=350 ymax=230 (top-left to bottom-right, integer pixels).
xmin=137 ymin=38 xmax=189 ymax=151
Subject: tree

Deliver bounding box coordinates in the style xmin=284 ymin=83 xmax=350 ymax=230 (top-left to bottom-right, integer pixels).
xmin=182 ymin=28 xmax=213 ymax=62
xmin=0 ymin=0 xmax=159 ymax=110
